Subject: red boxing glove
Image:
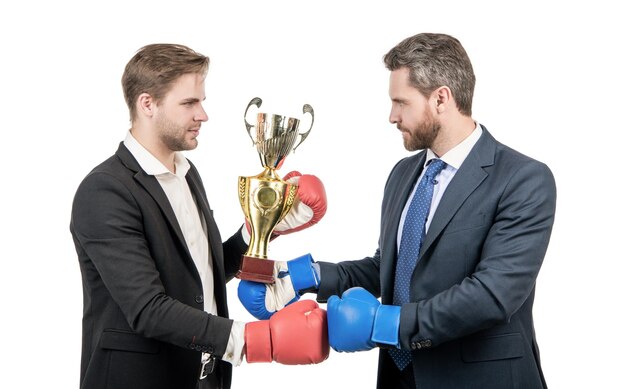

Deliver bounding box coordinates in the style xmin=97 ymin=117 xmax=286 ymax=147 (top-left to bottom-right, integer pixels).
xmin=245 ymin=299 xmax=329 ymax=364
xmin=273 ymin=171 xmax=327 ymax=236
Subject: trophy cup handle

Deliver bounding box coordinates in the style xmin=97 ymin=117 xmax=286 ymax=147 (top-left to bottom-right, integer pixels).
xmin=244 ymin=97 xmax=263 ymax=146
xmin=293 ymin=104 xmax=314 ymax=151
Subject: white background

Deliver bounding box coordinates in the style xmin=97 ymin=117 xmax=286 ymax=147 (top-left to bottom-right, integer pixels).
xmin=1 ymin=1 xmax=624 ymax=388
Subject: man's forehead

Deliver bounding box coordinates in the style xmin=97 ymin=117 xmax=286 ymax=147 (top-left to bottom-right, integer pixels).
xmin=166 ymin=74 xmax=206 ymax=96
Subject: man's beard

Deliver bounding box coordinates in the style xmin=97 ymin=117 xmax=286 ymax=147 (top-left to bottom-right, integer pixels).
xmin=156 ymin=113 xmax=197 ymax=152
xmin=402 ymin=110 xmax=440 ymax=151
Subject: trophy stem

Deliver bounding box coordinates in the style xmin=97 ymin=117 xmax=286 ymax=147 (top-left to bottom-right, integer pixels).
xmin=256 ymin=166 xmax=281 ymax=181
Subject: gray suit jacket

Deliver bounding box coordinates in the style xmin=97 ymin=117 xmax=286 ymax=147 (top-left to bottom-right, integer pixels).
xmin=71 ymin=143 xmax=247 ymax=389
xmin=318 ymin=127 xmax=556 ymax=389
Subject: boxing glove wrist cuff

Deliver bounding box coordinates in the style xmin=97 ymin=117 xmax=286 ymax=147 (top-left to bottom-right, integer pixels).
xmin=244 ymin=320 xmax=272 ymax=363
xmin=287 ymin=254 xmax=320 ymax=292
xmin=371 ymin=304 xmax=401 ymax=348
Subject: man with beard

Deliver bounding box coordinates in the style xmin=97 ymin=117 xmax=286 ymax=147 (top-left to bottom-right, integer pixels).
xmin=238 ymin=33 xmax=556 ymax=388
xmin=70 ymin=44 xmax=330 ymax=389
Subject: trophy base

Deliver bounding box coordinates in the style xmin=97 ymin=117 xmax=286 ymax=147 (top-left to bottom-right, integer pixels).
xmin=236 ymin=255 xmax=275 ymax=284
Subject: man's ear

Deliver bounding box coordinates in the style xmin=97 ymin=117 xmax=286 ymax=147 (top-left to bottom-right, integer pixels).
xmin=137 ymin=93 xmax=156 ymax=117
xmin=433 ymin=86 xmax=452 ymax=113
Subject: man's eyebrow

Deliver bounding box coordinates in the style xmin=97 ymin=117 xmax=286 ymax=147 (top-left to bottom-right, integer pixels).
xmin=181 ymin=97 xmax=201 ymax=103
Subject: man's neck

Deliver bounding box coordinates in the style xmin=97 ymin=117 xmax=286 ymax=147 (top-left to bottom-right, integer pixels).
xmin=129 ymin=128 xmax=176 ymax=173
xmin=431 ymin=116 xmax=476 ymax=157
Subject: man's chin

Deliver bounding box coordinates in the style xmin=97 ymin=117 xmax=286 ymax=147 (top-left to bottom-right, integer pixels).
xmin=177 ymin=139 xmax=198 ymax=151
xmin=402 ymin=134 xmax=418 ymax=151
xmin=186 ymin=139 xmax=199 ymax=150
xmin=403 ymin=138 xmax=427 ymax=152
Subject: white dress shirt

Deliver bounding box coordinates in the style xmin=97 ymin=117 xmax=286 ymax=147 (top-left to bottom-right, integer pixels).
xmin=397 ymin=123 xmax=483 ymax=249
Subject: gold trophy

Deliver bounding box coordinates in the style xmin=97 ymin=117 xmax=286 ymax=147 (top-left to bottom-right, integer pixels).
xmin=236 ymin=97 xmax=314 ymax=284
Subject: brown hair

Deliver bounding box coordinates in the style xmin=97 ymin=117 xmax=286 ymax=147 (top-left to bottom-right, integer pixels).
xmin=383 ymin=33 xmax=475 ymax=116
xmin=122 ymin=43 xmax=209 ymax=121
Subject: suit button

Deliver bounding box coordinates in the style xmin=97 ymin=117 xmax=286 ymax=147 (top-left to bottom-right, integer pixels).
xmin=424 ymin=340 xmax=432 ymax=347
xmin=410 ymin=342 xmax=417 ymax=350
xmin=195 ymin=295 xmax=204 ymax=304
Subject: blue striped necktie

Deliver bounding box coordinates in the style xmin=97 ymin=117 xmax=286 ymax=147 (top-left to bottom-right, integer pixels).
xmin=389 ymin=158 xmax=447 ymax=370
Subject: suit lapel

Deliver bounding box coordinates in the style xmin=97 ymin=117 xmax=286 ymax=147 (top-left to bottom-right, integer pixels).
xmin=380 ymin=152 xmax=427 ymax=302
xmin=115 ymin=144 xmax=195 ymax=268
xmin=419 ymin=128 xmax=496 ymax=256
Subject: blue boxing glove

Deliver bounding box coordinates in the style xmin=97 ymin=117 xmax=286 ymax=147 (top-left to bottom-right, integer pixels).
xmin=327 ymin=287 xmax=401 ymax=352
xmin=238 ymin=254 xmax=320 ymax=320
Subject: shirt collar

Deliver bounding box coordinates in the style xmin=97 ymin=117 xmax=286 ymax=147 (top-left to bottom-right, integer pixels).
xmin=123 ymin=131 xmax=190 ymax=178
xmin=425 ymin=122 xmax=483 ymax=170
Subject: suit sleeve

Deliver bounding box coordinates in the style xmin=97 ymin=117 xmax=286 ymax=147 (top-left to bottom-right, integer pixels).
xmin=399 ymin=161 xmax=557 ymax=349
xmin=222 ymin=228 xmax=247 ymax=281
xmin=316 ymin=253 xmax=382 ymax=302
xmin=71 ymin=171 xmax=233 ymax=357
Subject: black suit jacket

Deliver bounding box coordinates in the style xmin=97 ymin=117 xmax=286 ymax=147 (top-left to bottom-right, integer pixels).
xmin=71 ymin=143 xmax=247 ymax=389
xmin=317 ymin=128 xmax=556 ymax=389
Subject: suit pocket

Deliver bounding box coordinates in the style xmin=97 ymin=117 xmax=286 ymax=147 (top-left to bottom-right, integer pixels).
xmin=461 ymin=333 xmax=524 ymax=362
xmin=98 ymin=329 xmax=168 ymax=388
xmin=100 ymin=329 xmax=160 ymax=354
